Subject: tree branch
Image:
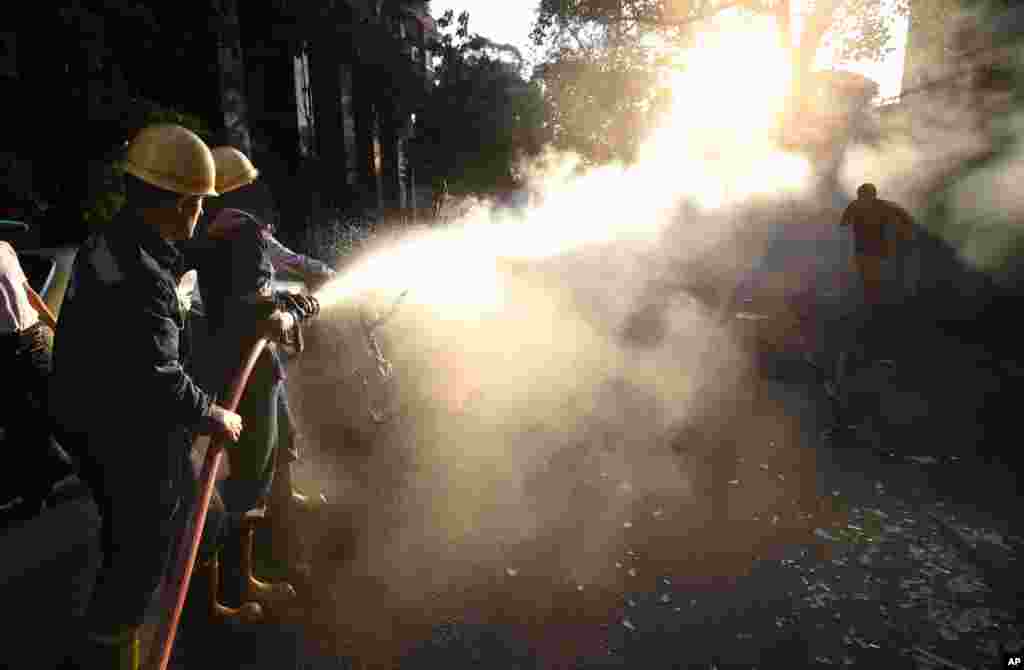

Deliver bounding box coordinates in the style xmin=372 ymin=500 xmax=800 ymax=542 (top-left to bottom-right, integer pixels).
xmin=565 ymin=22 xmax=598 ymax=59
xmin=632 ymin=0 xmax=759 ymax=28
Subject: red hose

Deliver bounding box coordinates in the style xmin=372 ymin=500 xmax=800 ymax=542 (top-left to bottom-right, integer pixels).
xmin=146 ymin=336 xmax=269 ymax=670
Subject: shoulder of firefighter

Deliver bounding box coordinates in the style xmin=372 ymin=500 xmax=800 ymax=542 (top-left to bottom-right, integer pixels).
xmin=197 ymin=212 xmax=276 ymax=317
xmin=50 ymin=215 xmax=213 ymax=434
xmin=840 ymin=200 xmax=858 ymax=226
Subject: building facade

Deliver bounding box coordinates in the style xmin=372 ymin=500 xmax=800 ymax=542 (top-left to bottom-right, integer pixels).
xmin=4 ymin=1 xmax=439 ymax=246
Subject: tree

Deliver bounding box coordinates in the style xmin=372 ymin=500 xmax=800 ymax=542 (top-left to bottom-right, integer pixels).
xmin=530 ymin=0 xmax=907 ymax=164
xmin=529 ymin=1 xmax=681 ymax=164
xmin=415 ymin=10 xmax=548 ymax=195
xmin=33 ymin=2 xmax=216 ymax=236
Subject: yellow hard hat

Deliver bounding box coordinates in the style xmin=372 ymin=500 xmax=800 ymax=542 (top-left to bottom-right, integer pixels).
xmin=123 ymin=124 xmax=219 ymax=196
xmin=211 ymin=146 xmax=260 ymax=195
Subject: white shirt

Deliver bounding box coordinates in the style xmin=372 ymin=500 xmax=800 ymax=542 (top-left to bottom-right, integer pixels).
xmin=0 ymin=241 xmax=39 ymax=334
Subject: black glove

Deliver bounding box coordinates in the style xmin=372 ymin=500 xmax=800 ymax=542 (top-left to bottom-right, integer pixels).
xmin=275 ymin=292 xmax=320 ymax=323
xmin=273 ymin=292 xmax=320 ymax=354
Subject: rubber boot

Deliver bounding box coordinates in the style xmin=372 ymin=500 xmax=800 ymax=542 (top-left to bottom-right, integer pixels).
xmin=275 ymin=391 xmax=326 ymax=517
xmin=75 ymin=627 xmax=140 ymax=670
xmin=271 ymin=457 xmax=326 ymax=516
xmin=268 ymin=458 xmax=320 ymax=587
xmin=189 ymin=553 xmax=264 ymax=625
xmin=240 ymin=512 xmax=297 ymax=611
xmin=277 ymin=390 xmax=327 ymax=515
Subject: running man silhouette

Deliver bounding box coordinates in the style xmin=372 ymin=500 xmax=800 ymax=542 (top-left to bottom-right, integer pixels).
xmin=840 ymin=183 xmax=916 ymax=308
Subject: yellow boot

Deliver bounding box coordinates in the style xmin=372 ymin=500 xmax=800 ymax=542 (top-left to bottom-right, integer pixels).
xmin=191 ymin=553 xmax=264 ymax=625
xmin=271 ymin=445 xmax=327 ymax=517
xmin=240 ymin=511 xmax=297 ymax=611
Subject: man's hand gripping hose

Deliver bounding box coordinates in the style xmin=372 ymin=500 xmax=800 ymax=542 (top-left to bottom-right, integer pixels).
xmin=273 ymin=292 xmax=321 ymax=354
xmin=201 ymin=404 xmax=243 ymax=443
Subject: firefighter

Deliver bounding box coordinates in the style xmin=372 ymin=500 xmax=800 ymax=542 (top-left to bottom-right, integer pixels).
xmin=206 ymin=147 xmax=333 ymax=522
xmin=49 ymin=124 xmax=284 ymax=669
xmin=0 ymin=239 xmax=73 ymax=523
xmin=188 ymin=145 xmax=324 ymax=614
xmin=205 ymin=147 xmax=331 ymax=509
xmin=839 ymin=182 xmax=916 ymax=365
xmin=840 ymin=183 xmax=916 ymax=307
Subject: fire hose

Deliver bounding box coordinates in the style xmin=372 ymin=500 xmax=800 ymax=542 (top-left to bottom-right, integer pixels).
xmin=147 ymin=294 xmax=320 ymax=670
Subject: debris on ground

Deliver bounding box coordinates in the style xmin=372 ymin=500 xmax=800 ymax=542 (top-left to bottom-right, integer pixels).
xmin=772 ymin=495 xmax=1024 ymax=669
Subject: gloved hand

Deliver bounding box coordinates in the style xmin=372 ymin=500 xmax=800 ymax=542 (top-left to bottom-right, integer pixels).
xmin=276 ymin=292 xmax=320 ymax=322
xmin=272 ymin=292 xmax=319 ymax=354
xmin=293 ymin=293 xmax=320 ymax=320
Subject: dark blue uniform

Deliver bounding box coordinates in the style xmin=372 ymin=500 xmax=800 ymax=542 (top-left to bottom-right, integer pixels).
xmin=189 ymin=210 xmax=288 ymax=605
xmin=50 ymin=210 xmax=224 ymax=635
xmin=191 ymin=212 xmax=285 ymax=511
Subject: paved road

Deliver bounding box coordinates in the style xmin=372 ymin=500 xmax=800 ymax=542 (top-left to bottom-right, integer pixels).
xmin=1 ymin=374 xmax=1015 ymax=670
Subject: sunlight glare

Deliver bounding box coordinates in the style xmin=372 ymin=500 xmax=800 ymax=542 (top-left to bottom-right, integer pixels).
xmin=316 ymin=11 xmax=810 ymax=315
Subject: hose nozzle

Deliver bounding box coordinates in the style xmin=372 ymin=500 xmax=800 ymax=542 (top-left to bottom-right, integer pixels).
xmin=277 ymin=292 xmax=320 ymax=324
xmin=274 ymin=292 xmax=321 ymax=355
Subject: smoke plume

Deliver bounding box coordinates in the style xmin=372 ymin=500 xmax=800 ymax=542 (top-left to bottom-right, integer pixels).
xmin=284 ymin=6 xmax=1022 ymax=665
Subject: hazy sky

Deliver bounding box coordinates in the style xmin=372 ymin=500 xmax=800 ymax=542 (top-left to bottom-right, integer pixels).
xmin=429 ymin=0 xmax=540 ymax=55
xmin=429 ymin=1 xmax=908 ymax=98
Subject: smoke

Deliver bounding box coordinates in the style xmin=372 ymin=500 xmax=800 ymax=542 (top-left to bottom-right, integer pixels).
xmin=279 ymin=7 xmax=1023 ymax=663
xmin=295 ymin=244 xmax=756 ymax=663
xmin=289 ymin=13 xmax=817 ymax=663
xmin=839 ymin=6 xmax=1024 ymax=281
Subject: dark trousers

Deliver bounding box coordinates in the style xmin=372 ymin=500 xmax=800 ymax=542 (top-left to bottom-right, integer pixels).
xmin=71 ymin=428 xmax=225 ymax=635
xmin=278 ymin=385 xmax=300 ymax=463
xmin=216 ymin=357 xmax=282 ymax=604
xmin=275 ymin=345 xmax=300 ymax=464
xmin=0 ymin=323 xmax=73 ymax=505
xmin=218 ymin=357 xmax=281 ymax=517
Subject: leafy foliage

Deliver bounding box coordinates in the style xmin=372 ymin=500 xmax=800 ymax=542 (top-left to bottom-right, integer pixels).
xmin=530 ymin=0 xmax=910 ymax=164
xmin=53 ymin=3 xmax=217 ymax=229
xmin=534 ymin=37 xmax=669 ymax=165
xmin=414 ymin=10 xmax=549 ymax=196
xmin=82 ymin=99 xmax=212 ymax=229
xmin=295 ymin=212 xmax=382 ymax=268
